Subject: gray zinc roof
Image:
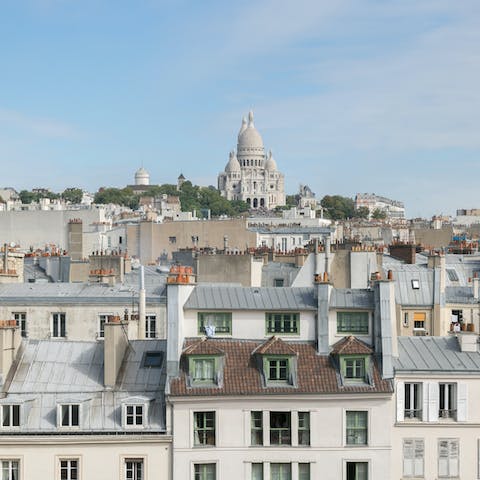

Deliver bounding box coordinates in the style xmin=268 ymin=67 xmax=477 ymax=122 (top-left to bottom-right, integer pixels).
xmin=394 ymin=336 xmax=480 ymax=373
xmin=184 ymin=285 xmax=317 ymax=311
xmin=446 ymin=286 xmax=478 ymax=305
xmin=331 ymin=289 xmax=374 ymax=309
xmin=389 ymin=267 xmax=434 ymax=306
xmin=0 ymin=282 xmax=165 ymax=306
xmin=4 ymin=339 xmax=166 ymax=432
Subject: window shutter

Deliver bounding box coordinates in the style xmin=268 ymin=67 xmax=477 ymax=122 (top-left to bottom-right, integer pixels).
xmin=414 ymin=439 xmax=424 ymax=476
xmin=428 ymin=382 xmax=439 ymax=422
xmin=396 ymin=381 xmax=405 ymax=422
xmin=403 ymin=439 xmax=414 ymax=476
xmin=438 ymin=440 xmax=449 ymax=477
xmin=457 ymin=382 xmax=468 ymax=421
xmin=450 ymin=440 xmax=459 ymax=476
xmin=422 ymin=382 xmax=429 ymax=421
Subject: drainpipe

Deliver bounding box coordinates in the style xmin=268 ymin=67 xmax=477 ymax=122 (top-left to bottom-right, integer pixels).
xmin=138 ymin=265 xmax=146 ymax=339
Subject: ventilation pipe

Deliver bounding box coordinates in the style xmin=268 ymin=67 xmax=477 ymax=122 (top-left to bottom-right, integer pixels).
xmin=324 ymin=234 xmax=331 ymax=276
xmin=3 ymin=243 xmax=7 ymax=272
xmin=138 ymin=265 xmax=146 ymax=338
xmin=314 ymin=238 xmax=320 ymax=276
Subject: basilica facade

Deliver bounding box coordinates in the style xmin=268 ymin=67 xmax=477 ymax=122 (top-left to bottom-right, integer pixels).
xmin=217 ymin=111 xmax=285 ymax=210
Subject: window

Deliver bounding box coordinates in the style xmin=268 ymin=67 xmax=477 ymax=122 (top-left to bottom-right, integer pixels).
xmin=251 ymin=411 xmax=263 ymax=445
xmin=194 ymin=412 xmax=215 ymax=446
xmin=403 ymin=312 xmax=409 ymax=327
xmin=143 ymin=351 xmax=163 ymax=368
xmin=405 ymin=383 xmax=422 ymax=419
xmin=341 ymin=357 xmax=367 ymax=382
xmin=270 ymin=464 xmax=291 ymax=480
xmin=191 ymin=357 xmax=216 ymax=384
xmin=298 ymin=412 xmax=310 ymax=446
xmin=403 ymin=439 xmax=424 ymax=477
xmin=346 ymin=462 xmax=368 ymax=480
xmin=411 ymin=279 xmax=420 ymax=289
xmin=274 ymin=278 xmax=284 ymax=287
xmin=60 ymin=459 xmax=78 ymax=480
xmin=52 ymin=313 xmax=66 ymax=338
xmin=451 ymin=310 xmax=463 ymax=323
xmin=198 ymin=312 xmax=232 ymax=335
xmin=252 ymin=463 xmax=263 ymax=480
xmin=439 ymin=383 xmax=457 ymax=419
xmin=168 ymin=236 xmax=176 ymax=244
xmin=265 ymin=313 xmax=299 ymax=334
xmin=266 ymin=357 xmax=290 ymax=382
xmin=98 ymin=314 xmax=111 ymax=338
xmin=438 ymin=439 xmax=459 ymax=478
xmin=346 ymin=411 xmax=368 ymax=445
xmin=413 ymin=312 xmax=426 ymax=330
xmin=1 ymin=460 xmax=19 ymax=480
xmin=125 ymin=405 xmax=144 ymax=426
xmin=60 ymin=404 xmax=79 ymax=427
xmin=194 ymin=464 xmax=215 ymax=480
xmin=1 ymin=405 xmax=20 ymax=428
xmin=270 ymin=412 xmax=291 ymax=445
xmin=337 ymin=312 xmax=369 ymax=334
xmin=298 ymin=464 xmax=310 ymax=480
xmin=145 ymin=314 xmax=157 ymax=338
xmin=13 ymin=313 xmax=26 ymax=337
xmin=125 ymin=459 xmax=143 ymax=480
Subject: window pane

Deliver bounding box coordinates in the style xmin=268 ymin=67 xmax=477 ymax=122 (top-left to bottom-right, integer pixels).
xmin=252 ymin=463 xmax=263 ymax=480
xmin=299 ymin=464 xmax=310 ymax=480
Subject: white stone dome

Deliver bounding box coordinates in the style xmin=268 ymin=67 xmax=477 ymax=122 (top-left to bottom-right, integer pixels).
xmin=265 ymin=150 xmax=277 ymax=171
xmin=225 ymin=151 xmax=241 ymax=172
xmin=135 ymin=167 xmax=150 ymax=186
xmin=237 ymin=111 xmax=264 ymax=150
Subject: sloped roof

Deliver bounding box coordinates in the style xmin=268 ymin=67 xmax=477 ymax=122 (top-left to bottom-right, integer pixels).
xmin=331 ymin=336 xmax=373 ymax=355
xmin=330 ymin=289 xmax=374 ymax=309
xmin=394 ymin=336 xmax=480 ymax=373
xmin=3 ymin=339 xmax=167 ymax=432
xmin=183 ymin=338 xmax=225 ymax=356
xmin=184 ymin=286 xmax=317 ymax=311
xmin=252 ymin=336 xmax=297 ymax=355
xmin=169 ymin=339 xmax=392 ymax=397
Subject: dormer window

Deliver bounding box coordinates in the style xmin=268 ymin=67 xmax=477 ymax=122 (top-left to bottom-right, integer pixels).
xmin=183 ymin=339 xmax=225 ymax=388
xmin=190 ymin=357 xmax=217 ymax=384
xmin=122 ymin=400 xmax=149 ymax=429
xmin=343 ymin=357 xmax=366 ymax=380
xmin=266 ymin=357 xmax=289 ymax=382
xmin=1 ymin=404 xmax=20 ymax=427
xmin=411 ymin=279 xmax=420 ymax=289
xmin=331 ymin=336 xmax=373 ymax=386
xmin=58 ymin=404 xmax=80 ymax=427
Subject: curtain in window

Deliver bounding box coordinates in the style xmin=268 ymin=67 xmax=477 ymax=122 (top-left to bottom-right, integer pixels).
xmin=270 ymin=464 xmax=291 ymax=480
xmin=251 ymin=463 xmax=263 ymax=480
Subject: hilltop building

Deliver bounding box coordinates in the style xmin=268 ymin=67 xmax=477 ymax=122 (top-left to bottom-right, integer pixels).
xmin=218 ymin=111 xmax=285 ymax=210
xmin=355 ymin=193 xmax=405 ymax=219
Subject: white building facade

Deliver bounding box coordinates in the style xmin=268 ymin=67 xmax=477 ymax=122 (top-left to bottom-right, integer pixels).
xmin=218 ymin=112 xmax=285 ymax=210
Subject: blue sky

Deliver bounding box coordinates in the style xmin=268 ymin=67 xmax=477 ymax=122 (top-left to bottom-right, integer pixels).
xmin=1 ymin=0 xmax=479 ymax=217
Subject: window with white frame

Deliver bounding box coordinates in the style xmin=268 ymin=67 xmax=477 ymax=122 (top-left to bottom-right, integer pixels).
xmin=403 ymin=438 xmax=424 ymax=478
xmin=98 ymin=314 xmax=111 ymax=338
xmin=271 ymin=463 xmax=291 ymax=480
xmin=194 ymin=464 xmax=215 ymax=480
xmin=125 ymin=404 xmax=144 ymax=427
xmin=438 ymin=439 xmax=459 ymax=478
xmin=298 ymin=411 xmax=310 ymax=446
xmin=1 ymin=405 xmax=20 ymax=428
xmin=145 ymin=314 xmax=157 ymax=338
xmin=12 ymin=312 xmax=27 ymax=338
xmin=59 ymin=404 xmax=79 ymax=427
xmin=251 ymin=463 xmax=263 ymax=480
xmin=346 ymin=462 xmax=368 ymax=480
xmin=194 ymin=411 xmax=215 ymax=446
xmin=298 ymin=464 xmax=310 ymax=480
xmin=439 ymin=383 xmax=457 ymax=419
xmin=251 ymin=411 xmax=263 ymax=445
xmin=52 ymin=313 xmax=66 ymax=338
xmin=270 ymin=412 xmax=291 ymax=445
xmin=0 ymin=460 xmax=19 ymax=480
xmin=346 ymin=411 xmax=368 ymax=445
xmin=125 ymin=459 xmax=143 ymax=480
xmin=60 ymin=459 xmax=79 ymax=480
xmin=404 ymin=383 xmax=422 ymax=419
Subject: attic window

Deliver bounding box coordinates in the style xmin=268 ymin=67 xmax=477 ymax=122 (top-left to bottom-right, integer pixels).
xmin=143 ymin=351 xmax=163 ymax=368
xmin=446 ymin=269 xmax=459 ymax=282
xmin=411 ymin=279 xmax=420 ymax=290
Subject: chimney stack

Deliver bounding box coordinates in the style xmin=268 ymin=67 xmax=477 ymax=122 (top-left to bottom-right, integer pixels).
xmin=104 ymin=316 xmax=128 ymax=388
xmin=0 ymin=320 xmax=21 ymax=386
xmin=138 ymin=265 xmax=146 ymax=338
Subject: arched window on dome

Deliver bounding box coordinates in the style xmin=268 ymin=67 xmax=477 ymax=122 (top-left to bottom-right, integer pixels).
xmin=246 ymin=198 xmax=251 ymax=205
xmin=253 ymin=198 xmax=258 ymax=208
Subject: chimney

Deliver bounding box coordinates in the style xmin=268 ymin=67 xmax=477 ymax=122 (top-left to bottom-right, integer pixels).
xmin=314 ymin=239 xmax=320 ymax=277
xmin=138 ymin=265 xmax=146 ymax=338
xmin=473 ymin=273 xmax=479 ymax=301
xmin=389 ymin=244 xmax=416 ymax=264
xmin=457 ymin=332 xmax=478 ymax=352
xmin=0 ymin=320 xmax=21 ymax=386
xmin=316 ymin=277 xmax=332 ymax=355
xmin=104 ymin=316 xmax=129 ymax=388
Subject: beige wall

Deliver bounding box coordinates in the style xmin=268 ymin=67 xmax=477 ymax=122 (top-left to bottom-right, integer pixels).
xmin=0 ymin=436 xmax=171 ymax=480
xmin=127 ymin=219 xmax=258 ymax=264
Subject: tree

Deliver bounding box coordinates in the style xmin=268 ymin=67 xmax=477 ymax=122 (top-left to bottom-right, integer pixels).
xmin=371 ymin=208 xmax=387 ymax=220
xmin=285 ymin=194 xmax=297 ymax=207
xmin=94 ymin=187 xmax=139 ymax=209
xmin=62 ymin=188 xmax=83 ymax=204
xmin=19 ymin=190 xmax=39 ymax=204
xmin=354 ymin=206 xmax=370 ymax=219
xmin=320 ymin=195 xmax=355 ymax=220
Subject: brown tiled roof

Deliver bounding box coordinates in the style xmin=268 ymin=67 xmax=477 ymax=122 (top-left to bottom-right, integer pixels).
xmin=252 ymin=336 xmax=297 ymax=356
xmin=169 ymin=338 xmax=392 ymax=397
xmin=331 ymin=336 xmax=373 ymax=355
xmin=183 ymin=338 xmax=225 ymax=356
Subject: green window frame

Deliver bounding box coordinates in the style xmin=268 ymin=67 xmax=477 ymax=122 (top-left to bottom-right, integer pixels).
xmin=251 ymin=411 xmax=263 ymax=445
xmin=193 ymin=412 xmax=215 ymax=446
xmin=298 ymin=412 xmax=310 ymax=446
xmin=198 ymin=312 xmax=232 ymax=335
xmin=346 ymin=411 xmax=368 ymax=445
xmin=189 ymin=356 xmax=217 ymax=384
xmin=194 ymin=463 xmax=216 ymax=480
xmin=264 ymin=356 xmax=291 ymax=382
xmin=265 ymin=313 xmax=299 ymax=335
xmin=341 ymin=356 xmax=368 ymax=382
xmin=337 ymin=312 xmax=369 ymax=334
